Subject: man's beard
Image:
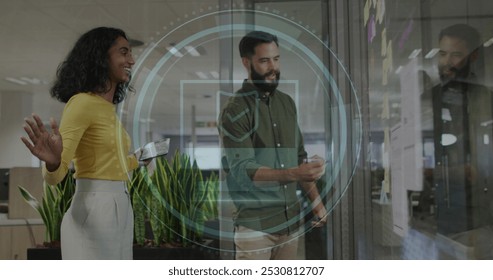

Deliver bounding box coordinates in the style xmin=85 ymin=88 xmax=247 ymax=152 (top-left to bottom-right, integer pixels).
xmin=250 ymin=64 xmax=280 ymax=93
xmin=439 ymin=57 xmax=472 ymax=84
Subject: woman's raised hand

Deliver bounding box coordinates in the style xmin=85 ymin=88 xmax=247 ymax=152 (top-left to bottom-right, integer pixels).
xmin=21 ymin=113 xmax=62 ymax=171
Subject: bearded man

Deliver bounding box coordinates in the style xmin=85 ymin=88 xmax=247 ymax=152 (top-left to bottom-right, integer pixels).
xmin=218 ymin=31 xmax=327 ymax=260
xmin=422 ymin=25 xmax=493 ymax=256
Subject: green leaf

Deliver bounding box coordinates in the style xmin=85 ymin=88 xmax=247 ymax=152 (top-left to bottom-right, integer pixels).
xmin=18 ymin=186 xmax=41 ymax=211
xmin=128 ymin=149 xmax=219 ymax=247
xmin=18 ymin=171 xmax=76 ymax=243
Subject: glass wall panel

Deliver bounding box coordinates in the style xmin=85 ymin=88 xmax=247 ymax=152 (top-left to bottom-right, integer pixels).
xmin=367 ymin=0 xmax=493 ymax=259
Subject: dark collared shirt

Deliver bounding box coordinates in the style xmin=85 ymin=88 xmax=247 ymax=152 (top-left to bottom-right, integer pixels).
xmin=218 ymin=80 xmax=307 ymax=234
xmin=422 ymin=81 xmax=493 ymax=234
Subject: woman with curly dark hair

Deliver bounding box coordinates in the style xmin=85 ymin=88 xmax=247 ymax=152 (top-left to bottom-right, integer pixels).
xmin=21 ymin=27 xmax=143 ymax=259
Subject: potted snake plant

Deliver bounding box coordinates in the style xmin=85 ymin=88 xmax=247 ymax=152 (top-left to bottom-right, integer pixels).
xmin=18 ymin=169 xmax=75 ymax=259
xmin=130 ymin=150 xmax=220 ymax=259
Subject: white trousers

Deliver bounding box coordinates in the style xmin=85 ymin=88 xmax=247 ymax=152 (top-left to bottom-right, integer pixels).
xmin=60 ymin=179 xmax=133 ymax=260
xmin=234 ymin=225 xmax=299 ymax=260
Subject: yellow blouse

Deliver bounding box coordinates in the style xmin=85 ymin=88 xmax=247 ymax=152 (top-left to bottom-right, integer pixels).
xmin=43 ymin=93 xmax=138 ymax=185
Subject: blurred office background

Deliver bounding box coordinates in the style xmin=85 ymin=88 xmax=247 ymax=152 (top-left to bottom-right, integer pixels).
xmin=1 ymin=0 xmax=493 ymax=259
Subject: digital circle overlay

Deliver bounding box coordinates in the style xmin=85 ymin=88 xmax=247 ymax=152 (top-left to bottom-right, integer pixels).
xmin=119 ymin=5 xmax=362 ymax=256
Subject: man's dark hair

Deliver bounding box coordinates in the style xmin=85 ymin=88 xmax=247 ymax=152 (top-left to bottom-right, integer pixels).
xmin=439 ymin=23 xmax=481 ymax=52
xmin=239 ymin=31 xmax=279 ymax=58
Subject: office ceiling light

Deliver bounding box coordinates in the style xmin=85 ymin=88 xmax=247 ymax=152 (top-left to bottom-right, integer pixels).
xmin=5 ymin=77 xmax=28 ymax=85
xmin=425 ymin=48 xmax=440 ymax=59
xmin=210 ymin=71 xmax=219 ymax=79
xmin=20 ymin=77 xmax=41 ymax=84
xmin=481 ymin=119 xmax=493 ymax=127
xmin=195 ymin=71 xmax=208 ymax=79
xmin=484 ymin=37 xmax=493 ymax=47
xmin=184 ymin=45 xmax=201 ymax=56
xmin=5 ymin=76 xmax=47 ymax=86
xmin=408 ymin=48 xmax=422 ymax=59
xmin=166 ymin=45 xmax=183 ymax=57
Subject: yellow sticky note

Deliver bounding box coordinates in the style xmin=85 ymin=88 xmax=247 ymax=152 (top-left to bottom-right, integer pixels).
xmin=383 ymin=171 xmax=390 ymax=193
xmin=364 ymin=0 xmax=370 ymax=26
xmin=381 ymin=93 xmax=389 ymax=119
xmin=381 ymin=28 xmax=387 ymax=56
xmin=387 ymin=40 xmax=393 ymax=66
xmin=376 ymin=0 xmax=386 ymax=24
xmin=382 ymin=58 xmax=389 ymax=86
xmin=382 ymin=42 xmax=392 ymax=86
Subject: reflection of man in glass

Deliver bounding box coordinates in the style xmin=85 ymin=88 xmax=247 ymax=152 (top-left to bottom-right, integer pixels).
xmin=218 ymin=31 xmax=327 ymax=260
xmin=424 ymin=23 xmax=493 ymax=257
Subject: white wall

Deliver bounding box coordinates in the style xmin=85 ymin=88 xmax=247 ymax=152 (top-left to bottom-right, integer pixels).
xmin=0 ymin=91 xmax=36 ymax=168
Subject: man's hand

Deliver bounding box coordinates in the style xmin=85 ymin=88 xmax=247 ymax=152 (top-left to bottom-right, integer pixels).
xmin=311 ymin=202 xmax=327 ymax=228
xmin=293 ymin=156 xmax=326 ymax=182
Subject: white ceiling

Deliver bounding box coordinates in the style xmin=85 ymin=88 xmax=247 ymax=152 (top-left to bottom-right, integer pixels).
xmin=2 ymin=0 xmax=493 ymax=144
xmin=0 ymin=0 xmax=328 ymax=142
